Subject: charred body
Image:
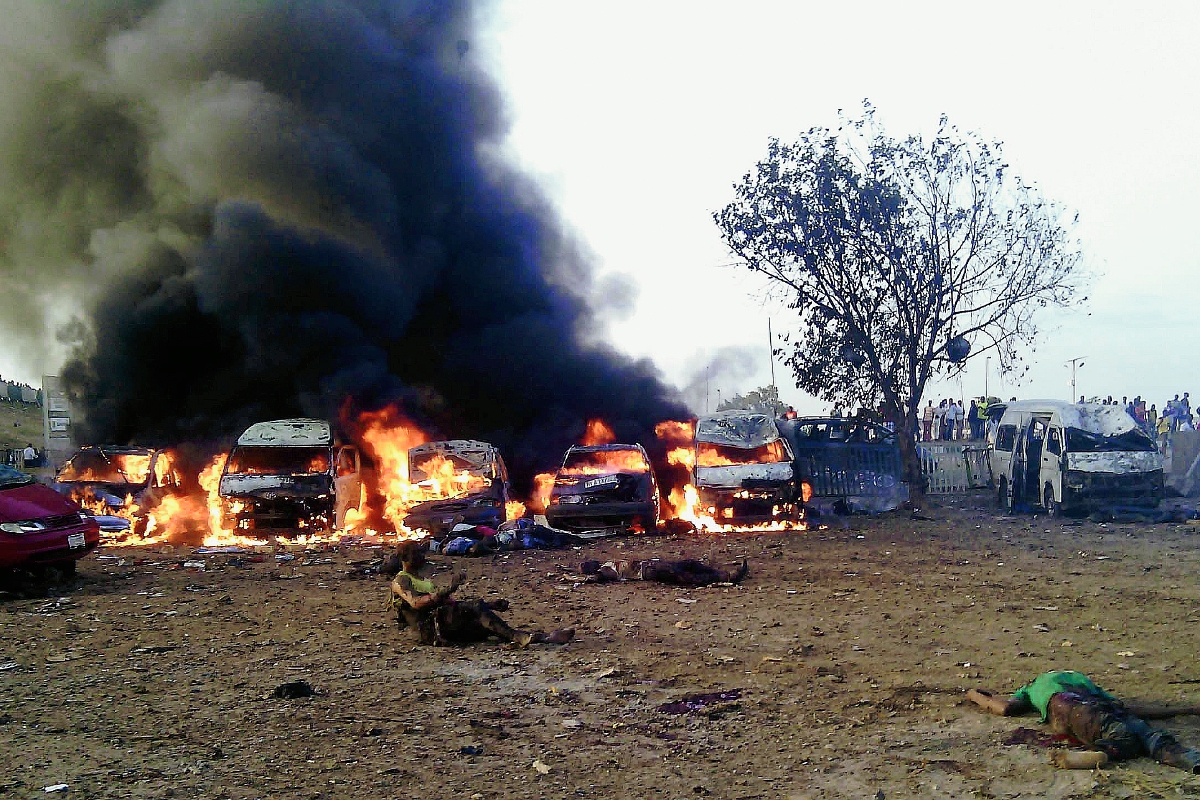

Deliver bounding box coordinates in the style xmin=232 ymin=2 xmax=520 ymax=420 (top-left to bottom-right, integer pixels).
xmin=546 ymin=443 xmax=660 ymax=534
xmin=692 ymin=413 xmax=802 ymax=524
xmin=404 ymin=440 xmax=511 ymax=537
xmin=216 ymin=419 xmax=363 ymax=533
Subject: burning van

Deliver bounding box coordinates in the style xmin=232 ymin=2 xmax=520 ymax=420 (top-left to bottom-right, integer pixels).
xmin=54 ymin=445 xmax=182 ymax=529
xmin=403 ymin=440 xmax=511 ymax=536
xmin=692 ymin=412 xmax=801 ymax=523
xmin=545 ymin=443 xmax=660 ymax=534
xmin=217 ymin=418 xmax=362 ymax=532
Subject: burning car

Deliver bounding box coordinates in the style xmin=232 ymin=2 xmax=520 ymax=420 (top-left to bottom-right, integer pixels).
xmin=403 ymin=440 xmax=511 ymax=536
xmin=545 ymin=443 xmax=660 ymax=534
xmin=1 ymin=464 xmax=100 ymax=573
xmin=217 ymin=418 xmax=362 ymax=532
xmin=53 ymin=445 xmax=182 ymax=532
xmin=692 ymin=412 xmax=801 ymax=523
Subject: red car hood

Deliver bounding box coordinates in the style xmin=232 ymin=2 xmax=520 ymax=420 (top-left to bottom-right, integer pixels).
xmin=0 ymin=483 xmax=81 ymax=522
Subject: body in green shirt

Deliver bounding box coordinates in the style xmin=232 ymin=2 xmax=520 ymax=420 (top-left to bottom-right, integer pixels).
xmin=1012 ymin=670 xmax=1117 ymax=721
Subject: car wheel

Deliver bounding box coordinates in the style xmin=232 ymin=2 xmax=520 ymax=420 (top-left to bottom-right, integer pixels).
xmin=1044 ymin=484 xmax=1062 ymax=518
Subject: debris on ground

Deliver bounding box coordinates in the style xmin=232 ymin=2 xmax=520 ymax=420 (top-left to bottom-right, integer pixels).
xmin=271 ymin=680 xmax=319 ymax=699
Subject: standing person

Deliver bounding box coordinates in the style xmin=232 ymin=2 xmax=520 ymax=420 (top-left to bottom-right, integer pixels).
xmin=1183 ymin=392 xmax=1192 ymax=422
xmin=967 ymin=399 xmax=981 ymax=441
xmin=1169 ymin=395 xmax=1182 ymax=432
xmin=966 ymin=671 xmax=1200 ymax=772
xmin=1147 ymin=403 xmax=1158 ymax=436
xmin=1134 ymin=396 xmax=1146 ymax=425
xmin=922 ymin=400 xmax=935 ymax=442
xmin=945 ymin=400 xmax=959 ymax=441
xmin=933 ymin=400 xmax=947 ymax=442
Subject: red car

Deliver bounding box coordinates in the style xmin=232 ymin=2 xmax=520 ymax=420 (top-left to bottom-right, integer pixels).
xmin=0 ymin=464 xmax=100 ymax=572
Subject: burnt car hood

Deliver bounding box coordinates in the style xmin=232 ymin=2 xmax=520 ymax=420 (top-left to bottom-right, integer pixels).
xmin=54 ymin=480 xmax=144 ymax=501
xmin=1066 ymin=451 xmax=1163 ymax=474
xmin=553 ymin=472 xmax=647 ymax=503
xmin=695 ymin=462 xmax=794 ymax=489
xmin=218 ymin=474 xmax=332 ymax=499
xmin=0 ymin=483 xmax=82 ymax=523
xmin=696 ymin=413 xmax=783 ymax=449
xmin=407 ymin=489 xmax=496 ymax=517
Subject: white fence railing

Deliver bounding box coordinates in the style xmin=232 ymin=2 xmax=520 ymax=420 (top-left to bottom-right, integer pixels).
xmin=918 ymin=444 xmax=993 ymax=494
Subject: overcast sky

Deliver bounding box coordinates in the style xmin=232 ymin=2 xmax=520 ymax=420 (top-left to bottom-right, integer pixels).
xmin=3 ymin=1 xmax=1196 ymax=417
xmin=478 ymin=0 xmax=1200 ymax=414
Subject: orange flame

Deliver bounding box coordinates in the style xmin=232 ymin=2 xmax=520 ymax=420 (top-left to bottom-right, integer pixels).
xmin=530 ymin=472 xmax=555 ymax=512
xmin=666 ymin=483 xmax=807 ymax=534
xmin=505 ymin=500 xmax=527 ymax=521
xmin=583 ymin=419 xmax=616 ymax=446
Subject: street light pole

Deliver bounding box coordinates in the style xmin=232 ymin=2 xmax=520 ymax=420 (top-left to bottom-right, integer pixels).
xmin=985 ymin=356 xmax=990 ymax=400
xmin=1066 ymin=356 xmax=1087 ymax=402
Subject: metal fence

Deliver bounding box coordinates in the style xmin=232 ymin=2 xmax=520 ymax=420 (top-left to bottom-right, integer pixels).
xmin=918 ymin=444 xmax=993 ymax=493
xmin=795 ymin=444 xmax=905 ymax=498
xmin=794 ymin=441 xmax=994 ymax=499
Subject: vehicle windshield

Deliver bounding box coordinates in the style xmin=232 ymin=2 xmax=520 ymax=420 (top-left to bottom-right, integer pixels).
xmin=0 ymin=464 xmax=35 ymax=488
xmin=225 ymin=446 xmax=330 ymax=475
xmin=697 ymin=439 xmax=789 ymax=467
xmin=560 ymin=448 xmax=649 ymax=477
xmin=1065 ymin=427 xmax=1157 ymax=453
xmin=57 ymin=451 xmax=152 ymax=485
xmin=409 ymin=453 xmax=491 ymax=498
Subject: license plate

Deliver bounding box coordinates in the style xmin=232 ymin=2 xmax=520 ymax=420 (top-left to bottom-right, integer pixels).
xmin=67 ymin=532 xmax=86 ymax=549
xmin=442 ymin=516 xmax=456 ymax=525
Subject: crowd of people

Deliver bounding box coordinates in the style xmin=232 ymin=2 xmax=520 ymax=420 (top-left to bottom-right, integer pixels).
xmin=919 ymin=397 xmax=990 ymax=442
xmin=0 ymin=375 xmax=42 ymax=406
xmin=1087 ymin=393 xmax=1194 ymax=439
xmin=911 ymin=391 xmax=1196 ymax=445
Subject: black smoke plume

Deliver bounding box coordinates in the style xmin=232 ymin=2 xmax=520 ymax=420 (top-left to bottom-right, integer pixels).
xmin=0 ymin=1 xmax=688 ymax=486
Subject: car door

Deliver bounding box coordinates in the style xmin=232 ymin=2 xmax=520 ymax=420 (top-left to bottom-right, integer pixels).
xmin=333 ymin=446 xmax=362 ymax=529
xmin=1043 ymin=425 xmax=1065 ymax=504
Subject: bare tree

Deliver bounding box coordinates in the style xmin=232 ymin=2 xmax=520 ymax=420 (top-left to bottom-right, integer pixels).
xmin=714 ymin=103 xmax=1085 ymax=499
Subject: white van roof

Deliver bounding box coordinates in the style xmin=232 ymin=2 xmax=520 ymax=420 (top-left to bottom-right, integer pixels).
xmin=236 ymin=418 xmax=332 ymax=446
xmin=1003 ymin=400 xmax=1139 ymax=435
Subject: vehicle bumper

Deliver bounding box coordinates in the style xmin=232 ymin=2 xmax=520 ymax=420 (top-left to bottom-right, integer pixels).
xmin=696 ymin=486 xmax=800 ymax=523
xmin=1061 ymin=470 xmax=1164 ymax=509
xmin=225 ymin=496 xmax=335 ymax=531
xmin=406 ymin=506 xmax=504 ymax=537
xmin=546 ymin=501 xmax=656 ymax=533
xmin=0 ymin=521 xmax=101 ymax=568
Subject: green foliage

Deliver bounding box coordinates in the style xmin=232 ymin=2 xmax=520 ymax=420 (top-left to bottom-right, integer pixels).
xmin=716 ymin=384 xmax=787 ymax=416
xmin=714 ymin=102 xmax=1085 ymax=431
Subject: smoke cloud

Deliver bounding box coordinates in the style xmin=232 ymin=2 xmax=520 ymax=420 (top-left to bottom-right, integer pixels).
xmin=0 ymin=0 xmax=687 ymax=485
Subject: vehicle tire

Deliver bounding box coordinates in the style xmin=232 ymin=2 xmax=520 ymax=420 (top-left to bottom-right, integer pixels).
xmin=1044 ymin=484 xmax=1062 ymax=518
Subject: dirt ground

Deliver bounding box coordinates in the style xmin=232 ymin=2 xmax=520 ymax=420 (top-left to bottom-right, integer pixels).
xmin=4 ymin=492 xmax=1200 ymax=799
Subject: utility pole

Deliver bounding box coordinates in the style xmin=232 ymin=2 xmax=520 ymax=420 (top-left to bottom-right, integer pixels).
xmin=1066 ymin=356 xmax=1087 ymax=402
xmin=767 ymin=318 xmax=776 ymax=391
